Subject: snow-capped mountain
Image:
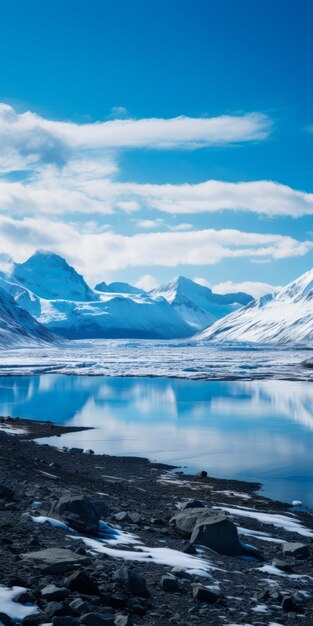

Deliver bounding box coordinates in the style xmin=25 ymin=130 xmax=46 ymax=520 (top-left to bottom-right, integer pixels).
xmin=197 ymin=268 xmax=313 ymax=345
xmin=95 ymin=281 xmax=144 ymax=295
xmin=150 ymin=276 xmax=252 ymax=331
xmin=0 ymin=285 xmax=54 ymax=347
xmin=0 ymin=268 xmax=192 ymax=340
xmin=13 ymin=251 xmax=96 ymax=302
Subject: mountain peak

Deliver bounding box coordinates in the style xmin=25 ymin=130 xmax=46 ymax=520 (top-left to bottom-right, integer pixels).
xmin=13 ymin=251 xmax=96 ymax=302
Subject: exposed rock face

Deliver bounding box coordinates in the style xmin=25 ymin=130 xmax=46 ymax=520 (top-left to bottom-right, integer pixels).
xmin=171 ymin=507 xmax=243 ymax=556
xmin=47 ymin=495 xmax=100 ymax=534
xmin=21 ymin=548 xmax=89 ymax=574
xmin=190 ymin=511 xmax=242 ymax=556
xmin=282 ymin=542 xmax=311 ymax=559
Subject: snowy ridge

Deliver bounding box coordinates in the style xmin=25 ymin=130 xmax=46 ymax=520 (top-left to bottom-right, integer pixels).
xmin=197 ymin=268 xmax=313 ymax=345
xmin=150 ymin=276 xmax=252 ymax=331
xmin=95 ymin=281 xmax=144 ymax=295
xmin=0 ymin=284 xmax=55 ymax=347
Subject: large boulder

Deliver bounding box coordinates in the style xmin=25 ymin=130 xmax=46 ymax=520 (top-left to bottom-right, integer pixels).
xmin=21 ymin=548 xmax=89 ymax=574
xmin=170 ymin=507 xmax=217 ymax=535
xmin=171 ymin=506 xmax=242 ymax=556
xmin=190 ymin=510 xmax=242 ymax=556
xmin=282 ymin=542 xmax=310 ymax=559
xmin=48 ymin=495 xmax=100 ymax=534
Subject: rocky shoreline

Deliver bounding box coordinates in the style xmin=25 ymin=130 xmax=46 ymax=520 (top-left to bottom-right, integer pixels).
xmin=0 ymin=418 xmax=313 ymax=626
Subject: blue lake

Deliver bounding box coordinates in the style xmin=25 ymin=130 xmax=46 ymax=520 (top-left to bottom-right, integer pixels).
xmin=1 ymin=375 xmax=313 ymax=508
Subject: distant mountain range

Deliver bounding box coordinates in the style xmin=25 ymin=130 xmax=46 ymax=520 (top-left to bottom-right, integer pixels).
xmin=197 ymin=268 xmax=313 ymax=345
xmin=2 ymin=249 xmax=311 ymax=347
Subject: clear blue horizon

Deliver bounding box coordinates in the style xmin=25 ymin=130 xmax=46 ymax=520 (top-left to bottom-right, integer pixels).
xmin=0 ymin=0 xmax=312 ymax=295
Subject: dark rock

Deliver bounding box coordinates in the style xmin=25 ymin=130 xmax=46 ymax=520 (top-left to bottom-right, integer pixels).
xmin=48 ymin=495 xmax=100 ymax=534
xmin=182 ymin=543 xmax=197 ymax=555
xmin=113 ymin=565 xmax=148 ymax=596
xmin=80 ymin=613 xmax=115 ymax=626
xmin=0 ymin=484 xmax=14 ymax=500
xmin=282 ymin=595 xmax=298 ymax=612
xmin=128 ymin=598 xmax=151 ymax=615
xmin=272 ymin=558 xmax=294 ymax=572
xmin=65 ymin=570 xmax=100 ymax=596
xmin=192 ymin=586 xmax=219 ymax=603
xmin=52 ymin=618 xmax=81 ymax=626
xmin=160 ymin=575 xmax=179 ymax=592
xmin=21 ymin=548 xmax=89 ymax=574
xmin=114 ymin=616 xmax=133 ymax=626
xmin=12 ymin=590 xmax=36 ymax=604
xmin=69 ymin=598 xmax=89 ymax=614
xmin=282 ymin=542 xmax=310 ymax=559
xmin=171 ymin=507 xmax=213 ymax=535
xmin=22 ymin=616 xmax=44 ymax=626
xmin=108 ymin=593 xmax=128 ymax=608
xmin=190 ymin=511 xmax=242 ymax=556
xmin=114 ymin=512 xmax=141 ymax=524
xmin=196 ymin=471 xmax=208 ymax=478
xmin=91 ymin=499 xmax=109 ymax=519
xmin=181 ymin=500 xmax=205 ymax=510
xmin=0 ymin=614 xmax=14 ymax=626
xmin=44 ymin=602 xmax=68 ymax=618
xmin=41 ymin=584 xmax=70 ymax=601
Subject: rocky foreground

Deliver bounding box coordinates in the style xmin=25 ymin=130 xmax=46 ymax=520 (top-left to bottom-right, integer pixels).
xmin=0 ymin=418 xmax=313 ymax=626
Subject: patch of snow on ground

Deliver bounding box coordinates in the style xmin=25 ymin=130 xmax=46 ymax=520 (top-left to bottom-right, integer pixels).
xmin=30 ymin=514 xmax=213 ymax=577
xmin=76 ymin=536 xmax=213 ymax=576
xmin=214 ymin=504 xmax=313 ymax=537
xmin=0 ymin=424 xmax=27 ymax=435
xmin=238 ymin=526 xmax=285 ymax=544
xmin=31 ymin=515 xmax=73 ymax=531
xmin=0 ymin=585 xmax=38 ymax=619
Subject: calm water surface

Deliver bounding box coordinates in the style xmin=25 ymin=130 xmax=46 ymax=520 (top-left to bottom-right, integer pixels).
xmin=1 ymin=375 xmax=312 ymax=508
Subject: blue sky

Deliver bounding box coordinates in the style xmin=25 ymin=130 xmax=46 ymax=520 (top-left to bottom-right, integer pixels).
xmin=0 ymin=0 xmax=312 ymax=294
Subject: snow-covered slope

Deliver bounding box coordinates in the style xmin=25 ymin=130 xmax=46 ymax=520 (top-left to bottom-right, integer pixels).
xmin=25 ymin=292 xmax=193 ymax=339
xmin=0 ymin=285 xmax=55 ymax=347
xmin=13 ymin=252 xmax=96 ymax=301
xmin=150 ymin=276 xmax=252 ymax=331
xmin=95 ymin=281 xmax=144 ymax=295
xmin=0 ymin=273 xmax=192 ymax=339
xmin=197 ymin=268 xmax=313 ymax=345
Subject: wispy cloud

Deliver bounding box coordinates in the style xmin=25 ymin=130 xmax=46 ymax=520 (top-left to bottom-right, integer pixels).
xmin=0 ymin=105 xmax=271 ymax=162
xmin=0 ymin=215 xmax=310 ymax=282
xmin=211 ymin=280 xmax=282 ymax=298
xmin=1 ymin=176 xmax=313 ymax=219
xmin=135 ymin=274 xmax=159 ymax=291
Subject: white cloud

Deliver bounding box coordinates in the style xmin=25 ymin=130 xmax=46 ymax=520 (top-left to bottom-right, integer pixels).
xmin=0 ymin=104 xmax=311 ymax=220
xmin=211 ymin=280 xmax=282 ymax=298
xmin=1 ymin=175 xmax=313 ymax=219
xmin=172 ymin=223 xmax=193 ymax=231
xmin=135 ymin=274 xmax=159 ymax=291
xmin=193 ymin=277 xmax=211 ymax=288
xmin=136 ymin=218 xmax=166 ymax=230
xmin=0 ymin=215 xmax=310 ymax=283
xmin=0 ymin=105 xmax=271 ymax=159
